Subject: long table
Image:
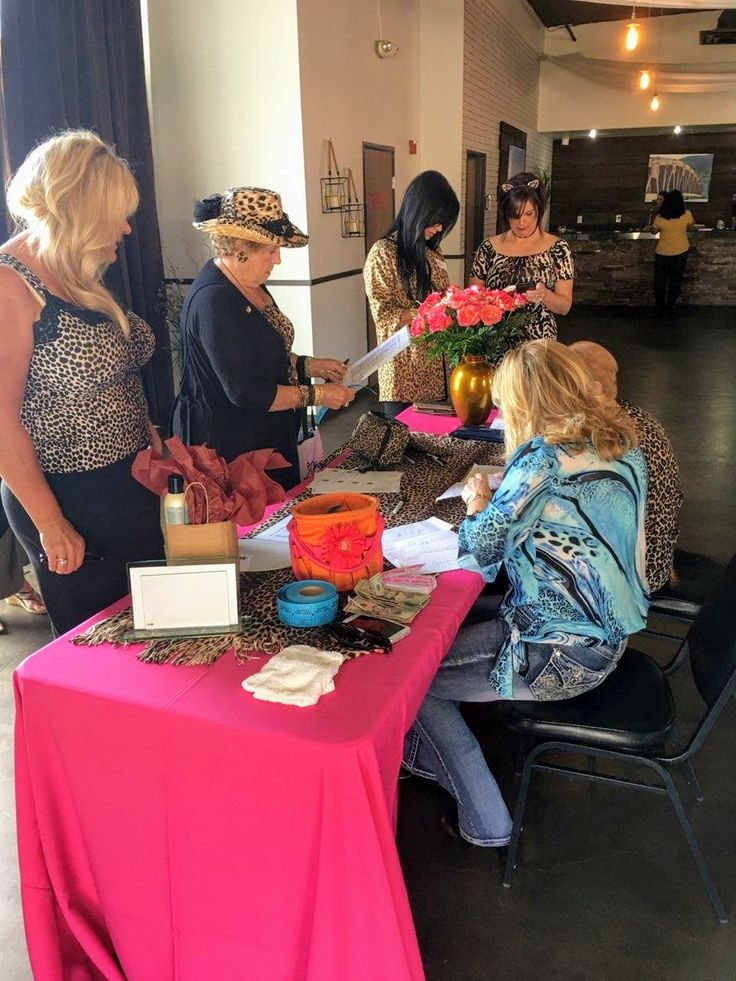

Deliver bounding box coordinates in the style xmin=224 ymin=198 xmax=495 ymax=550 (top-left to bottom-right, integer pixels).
xmin=14 ymin=419 xmax=485 ymax=981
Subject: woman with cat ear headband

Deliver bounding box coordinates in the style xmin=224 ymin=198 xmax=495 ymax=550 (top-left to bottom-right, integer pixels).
xmin=468 ymin=172 xmax=574 ymax=357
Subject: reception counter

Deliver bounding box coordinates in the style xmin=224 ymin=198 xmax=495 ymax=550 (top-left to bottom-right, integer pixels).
xmin=562 ymin=231 xmax=736 ymax=306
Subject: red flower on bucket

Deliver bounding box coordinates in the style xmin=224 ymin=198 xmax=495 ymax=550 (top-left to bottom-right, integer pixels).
xmin=318 ymin=524 xmax=369 ymax=570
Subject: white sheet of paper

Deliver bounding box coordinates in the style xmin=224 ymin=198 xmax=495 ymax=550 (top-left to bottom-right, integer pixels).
xmin=251 ymin=513 xmax=291 ymax=543
xmin=344 ymin=326 xmax=410 ymax=385
xmin=238 ymin=538 xmax=292 ymax=572
xmin=382 ymin=518 xmax=460 ymax=574
xmin=436 ymin=464 xmax=505 ymax=501
xmin=309 ymin=469 xmax=403 ymax=495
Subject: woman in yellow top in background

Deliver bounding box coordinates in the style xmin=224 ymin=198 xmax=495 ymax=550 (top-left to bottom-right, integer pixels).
xmin=653 ymin=190 xmax=695 ymax=313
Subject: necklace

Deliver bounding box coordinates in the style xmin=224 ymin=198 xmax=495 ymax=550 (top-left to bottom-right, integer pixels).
xmin=217 ymin=259 xmax=267 ymax=306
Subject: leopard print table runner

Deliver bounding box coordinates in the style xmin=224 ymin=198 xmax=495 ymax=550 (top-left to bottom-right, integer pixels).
xmin=74 ymin=434 xmax=501 ymax=666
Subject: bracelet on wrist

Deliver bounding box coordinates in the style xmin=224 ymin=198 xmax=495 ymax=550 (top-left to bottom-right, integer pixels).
xmin=313 ymin=383 xmax=324 ymax=407
xmin=298 ymin=385 xmax=312 ymax=408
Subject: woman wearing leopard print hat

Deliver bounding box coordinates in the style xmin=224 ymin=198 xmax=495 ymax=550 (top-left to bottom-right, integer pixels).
xmin=171 ymin=187 xmax=354 ymax=490
xmin=0 ymin=130 xmax=164 ymax=636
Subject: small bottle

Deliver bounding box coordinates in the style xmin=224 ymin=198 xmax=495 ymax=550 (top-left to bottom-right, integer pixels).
xmin=163 ymin=474 xmax=189 ymax=525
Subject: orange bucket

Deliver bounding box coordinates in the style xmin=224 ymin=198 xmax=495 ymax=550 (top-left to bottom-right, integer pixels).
xmin=287 ymin=493 xmax=384 ymax=592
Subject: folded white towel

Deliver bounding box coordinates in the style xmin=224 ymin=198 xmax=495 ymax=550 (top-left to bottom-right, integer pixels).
xmin=242 ymin=644 xmax=345 ymax=707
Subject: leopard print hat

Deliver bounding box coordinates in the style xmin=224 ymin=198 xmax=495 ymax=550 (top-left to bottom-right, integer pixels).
xmin=192 ymin=187 xmax=308 ymax=247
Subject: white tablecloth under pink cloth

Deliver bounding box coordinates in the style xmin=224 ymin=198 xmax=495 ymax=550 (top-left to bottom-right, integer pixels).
xmin=14 ymin=443 xmax=485 ymax=980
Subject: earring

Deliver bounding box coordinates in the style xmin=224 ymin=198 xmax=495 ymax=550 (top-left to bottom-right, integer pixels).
xmin=236 ymin=251 xmax=248 ymax=263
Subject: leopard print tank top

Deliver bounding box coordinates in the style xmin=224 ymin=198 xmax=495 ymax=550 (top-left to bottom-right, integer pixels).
xmin=0 ymin=254 xmax=155 ymax=473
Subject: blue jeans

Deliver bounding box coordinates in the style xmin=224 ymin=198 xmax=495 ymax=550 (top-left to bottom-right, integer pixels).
xmin=402 ymin=596 xmax=523 ymax=846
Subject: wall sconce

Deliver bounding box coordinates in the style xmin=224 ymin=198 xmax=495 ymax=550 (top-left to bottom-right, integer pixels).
xmin=320 ymin=140 xmax=348 ymax=213
xmin=341 ymin=169 xmax=364 ymax=238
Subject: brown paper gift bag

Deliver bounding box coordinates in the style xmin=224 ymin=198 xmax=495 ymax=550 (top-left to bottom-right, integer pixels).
xmin=163 ymin=482 xmax=239 ymax=564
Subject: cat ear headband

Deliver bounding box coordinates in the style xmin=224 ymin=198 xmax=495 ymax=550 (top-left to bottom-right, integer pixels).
xmin=500 ymin=178 xmax=540 ymax=193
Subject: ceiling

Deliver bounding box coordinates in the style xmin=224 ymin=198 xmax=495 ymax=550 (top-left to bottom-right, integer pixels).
xmin=526 ymin=1 xmax=711 ymax=28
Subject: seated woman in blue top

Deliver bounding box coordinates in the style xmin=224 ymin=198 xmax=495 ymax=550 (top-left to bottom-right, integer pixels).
xmin=171 ymin=187 xmax=355 ymax=490
xmin=403 ymin=339 xmax=649 ymax=847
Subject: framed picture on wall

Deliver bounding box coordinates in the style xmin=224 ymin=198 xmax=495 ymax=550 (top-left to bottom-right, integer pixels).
xmin=644 ymin=153 xmax=714 ymax=203
xmin=508 ymin=145 xmax=527 ymax=179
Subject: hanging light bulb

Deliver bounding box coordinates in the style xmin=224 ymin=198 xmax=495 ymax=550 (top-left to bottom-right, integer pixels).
xmin=625 ymin=3 xmax=640 ymax=52
xmin=639 ymin=69 xmax=651 ymax=91
xmin=650 ymin=93 xmax=660 ymax=111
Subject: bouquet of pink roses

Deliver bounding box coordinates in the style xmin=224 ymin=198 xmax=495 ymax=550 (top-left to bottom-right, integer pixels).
xmin=410 ymin=284 xmax=528 ymax=367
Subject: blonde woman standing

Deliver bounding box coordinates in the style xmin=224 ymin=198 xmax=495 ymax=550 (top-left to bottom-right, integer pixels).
xmin=0 ymin=130 xmax=163 ymax=635
xmin=402 ymin=340 xmax=649 ymax=847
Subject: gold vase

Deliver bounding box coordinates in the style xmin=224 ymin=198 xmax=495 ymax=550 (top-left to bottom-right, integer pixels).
xmin=449 ymin=355 xmax=495 ymax=426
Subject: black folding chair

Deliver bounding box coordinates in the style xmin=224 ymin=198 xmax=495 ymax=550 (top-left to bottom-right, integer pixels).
xmin=502 ymin=552 xmax=736 ymax=924
xmin=645 ymin=548 xmax=725 ymax=641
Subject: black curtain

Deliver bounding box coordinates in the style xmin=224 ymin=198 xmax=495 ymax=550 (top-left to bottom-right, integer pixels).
xmin=0 ymin=0 xmax=173 ymax=424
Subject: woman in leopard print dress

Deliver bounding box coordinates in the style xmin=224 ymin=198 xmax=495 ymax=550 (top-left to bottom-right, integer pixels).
xmin=469 ymin=173 xmax=574 ymax=357
xmin=172 ymin=187 xmax=355 ymax=490
xmin=363 ymin=171 xmax=459 ymax=417
xmin=0 ymin=130 xmax=164 ymax=635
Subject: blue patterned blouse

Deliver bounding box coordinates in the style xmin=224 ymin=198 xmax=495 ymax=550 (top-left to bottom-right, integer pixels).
xmin=458 ymin=437 xmax=650 ymax=698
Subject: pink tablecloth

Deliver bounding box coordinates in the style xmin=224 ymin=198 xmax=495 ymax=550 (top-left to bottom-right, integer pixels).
xmin=397 ymin=405 xmax=498 ymax=435
xmin=14 ymin=531 xmax=484 ymax=978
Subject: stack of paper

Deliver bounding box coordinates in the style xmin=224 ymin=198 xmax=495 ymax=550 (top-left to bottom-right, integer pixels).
xmin=382 ymin=566 xmax=437 ymax=595
xmin=381 ymin=518 xmax=460 ymax=574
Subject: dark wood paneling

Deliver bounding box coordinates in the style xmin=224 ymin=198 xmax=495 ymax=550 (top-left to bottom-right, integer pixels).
xmin=550 ymin=132 xmax=736 ymax=231
xmin=527 ymin=1 xmax=701 ymax=29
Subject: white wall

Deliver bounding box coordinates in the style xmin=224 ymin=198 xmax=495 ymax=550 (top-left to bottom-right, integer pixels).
xmin=143 ymin=0 xmax=313 ymax=353
xmin=538 ymin=11 xmax=736 ymax=133
xmin=296 ymin=0 xmax=423 ymax=362
xmin=463 ymin=0 xmax=553 ymax=239
xmin=419 ymin=0 xmax=465 ymax=286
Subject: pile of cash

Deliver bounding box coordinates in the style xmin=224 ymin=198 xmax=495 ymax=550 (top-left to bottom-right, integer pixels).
xmin=344 ymin=573 xmax=430 ymax=624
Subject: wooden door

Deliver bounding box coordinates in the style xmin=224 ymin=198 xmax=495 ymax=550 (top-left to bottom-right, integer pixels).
xmin=363 ymin=143 xmax=395 ymax=349
xmin=497 ymin=122 xmax=527 ymax=233
xmin=464 ymin=151 xmax=487 ymax=283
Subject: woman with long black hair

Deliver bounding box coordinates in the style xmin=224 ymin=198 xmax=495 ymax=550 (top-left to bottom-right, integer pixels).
xmin=363 ymin=170 xmax=459 ymax=417
xmin=653 ymin=189 xmax=694 ymax=313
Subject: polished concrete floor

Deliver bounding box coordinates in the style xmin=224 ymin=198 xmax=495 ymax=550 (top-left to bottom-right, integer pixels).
xmin=1 ymin=304 xmax=734 ymax=980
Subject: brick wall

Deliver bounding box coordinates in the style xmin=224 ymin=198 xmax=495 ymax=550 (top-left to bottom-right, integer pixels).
xmin=462 ymin=0 xmax=553 ymax=246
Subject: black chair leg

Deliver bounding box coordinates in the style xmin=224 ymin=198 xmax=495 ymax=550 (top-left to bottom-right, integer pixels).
xmin=503 ymin=744 xmax=540 ymax=887
xmin=659 ymin=765 xmax=728 ymax=924
xmin=670 ymin=725 xmax=704 ymax=803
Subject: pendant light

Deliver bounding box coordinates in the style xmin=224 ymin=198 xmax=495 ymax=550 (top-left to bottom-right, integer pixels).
xmin=639 ymin=69 xmax=651 ymax=91
xmin=625 ymin=6 xmax=639 ymax=51
xmin=650 ymin=93 xmax=660 ymax=112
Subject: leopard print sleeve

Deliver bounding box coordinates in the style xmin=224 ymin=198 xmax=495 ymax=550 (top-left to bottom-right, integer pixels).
xmin=552 ymin=240 xmax=575 ymax=282
xmin=470 ymin=239 xmax=494 ymax=283
xmin=620 ymin=399 xmax=683 ymax=592
xmin=363 ymin=238 xmax=411 ymax=343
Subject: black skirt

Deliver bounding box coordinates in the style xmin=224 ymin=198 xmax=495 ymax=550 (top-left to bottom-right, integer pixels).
xmin=2 ymin=452 xmax=163 ymax=636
